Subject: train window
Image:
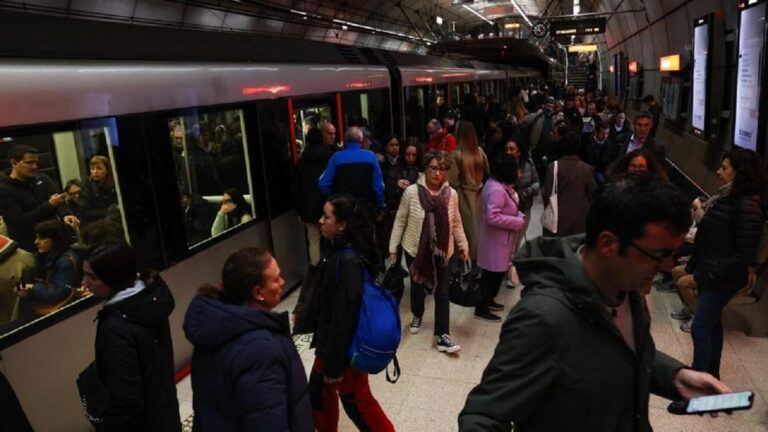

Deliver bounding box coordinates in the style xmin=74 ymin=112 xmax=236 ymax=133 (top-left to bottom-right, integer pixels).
xmin=342 ymin=88 xmax=393 ymax=148
xmin=404 ymin=85 xmax=431 ymax=141
xmin=167 ymin=108 xmax=257 ymax=247
xmin=294 ymin=104 xmax=333 ymax=155
xmin=0 ymin=118 xmax=129 ymax=334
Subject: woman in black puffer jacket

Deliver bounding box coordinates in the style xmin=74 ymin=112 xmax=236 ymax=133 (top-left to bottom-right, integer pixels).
xmin=686 ymin=149 xmax=767 ymax=378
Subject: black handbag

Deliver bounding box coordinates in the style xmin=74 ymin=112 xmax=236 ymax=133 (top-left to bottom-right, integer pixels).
xmin=449 ymin=270 xmax=479 ymax=307
xmin=77 ymin=362 xmax=109 ymax=427
xmin=381 ymin=264 xmax=407 ymax=304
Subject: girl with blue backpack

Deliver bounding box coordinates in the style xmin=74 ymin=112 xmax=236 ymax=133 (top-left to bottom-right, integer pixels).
xmin=310 ymin=195 xmax=395 ymax=432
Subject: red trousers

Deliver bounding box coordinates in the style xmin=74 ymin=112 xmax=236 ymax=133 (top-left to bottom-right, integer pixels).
xmin=310 ymin=357 xmax=395 ymax=432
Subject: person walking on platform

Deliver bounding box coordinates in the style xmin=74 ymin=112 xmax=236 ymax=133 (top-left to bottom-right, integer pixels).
xmin=447 ymin=120 xmax=489 ymax=265
xmin=474 ymin=152 xmax=525 ymax=322
xmin=425 ymin=118 xmax=457 ymax=153
xmin=318 ymin=127 xmax=385 ymax=218
xmin=686 ymin=149 xmax=766 ymax=378
xmin=389 ymin=151 xmax=469 ymax=353
xmin=616 ymin=112 xmax=665 ymax=165
xmin=459 ymin=175 xmax=733 ymax=432
xmin=542 ymin=132 xmax=596 ymax=237
xmin=81 ymin=239 xmax=181 ymax=432
xmin=310 ymin=195 xmax=394 ymax=431
xmin=184 ymin=247 xmax=313 ymax=432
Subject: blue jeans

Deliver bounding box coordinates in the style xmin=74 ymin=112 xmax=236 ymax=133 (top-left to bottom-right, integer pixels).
xmin=691 ymin=289 xmax=735 ymax=378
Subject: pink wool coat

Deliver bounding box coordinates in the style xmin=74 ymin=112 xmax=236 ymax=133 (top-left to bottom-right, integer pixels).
xmin=476 ymin=178 xmax=526 ymax=272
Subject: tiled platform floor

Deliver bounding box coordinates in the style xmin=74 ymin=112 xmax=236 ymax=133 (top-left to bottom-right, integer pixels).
xmin=177 ymin=201 xmax=768 ymax=431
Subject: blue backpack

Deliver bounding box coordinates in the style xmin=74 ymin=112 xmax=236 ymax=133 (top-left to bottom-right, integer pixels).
xmin=338 ymin=252 xmax=401 ymax=382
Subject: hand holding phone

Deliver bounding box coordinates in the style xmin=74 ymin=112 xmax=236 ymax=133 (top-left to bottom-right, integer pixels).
xmin=668 ymin=391 xmax=753 ymax=415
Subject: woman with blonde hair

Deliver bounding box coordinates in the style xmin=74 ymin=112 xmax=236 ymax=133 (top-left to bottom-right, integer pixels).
xmin=447 ymin=120 xmax=488 ymax=263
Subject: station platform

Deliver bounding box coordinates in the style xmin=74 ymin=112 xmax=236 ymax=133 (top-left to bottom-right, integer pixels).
xmin=176 ymin=200 xmax=768 ymax=431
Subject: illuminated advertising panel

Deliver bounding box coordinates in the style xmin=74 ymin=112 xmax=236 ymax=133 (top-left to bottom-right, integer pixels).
xmin=692 ymin=16 xmax=710 ymax=133
xmin=734 ymin=1 xmax=766 ymax=150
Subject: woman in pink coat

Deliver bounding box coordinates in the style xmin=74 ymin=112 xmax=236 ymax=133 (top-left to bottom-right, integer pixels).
xmin=475 ymin=152 xmax=525 ymax=321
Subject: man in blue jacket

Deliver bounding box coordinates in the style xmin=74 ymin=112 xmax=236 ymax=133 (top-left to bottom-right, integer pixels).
xmin=318 ymin=126 xmax=385 ymax=216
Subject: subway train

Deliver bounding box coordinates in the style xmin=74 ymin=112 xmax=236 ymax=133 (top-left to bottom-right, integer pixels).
xmin=0 ymin=43 xmax=539 ymax=430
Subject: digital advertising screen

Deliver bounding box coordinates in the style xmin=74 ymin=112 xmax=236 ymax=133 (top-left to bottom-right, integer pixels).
xmin=733 ymin=1 xmax=767 ymax=150
xmin=692 ymin=17 xmax=710 ymax=133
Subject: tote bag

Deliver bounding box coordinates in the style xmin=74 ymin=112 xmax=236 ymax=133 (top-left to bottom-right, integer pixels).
xmin=540 ymin=161 xmax=558 ymax=233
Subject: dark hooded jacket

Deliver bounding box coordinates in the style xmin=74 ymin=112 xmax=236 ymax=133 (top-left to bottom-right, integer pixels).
xmin=295 ymin=143 xmax=336 ymax=223
xmin=183 ymin=295 xmax=313 ymax=432
xmin=94 ymin=276 xmax=181 ymax=432
xmin=459 ymin=235 xmax=685 ymax=432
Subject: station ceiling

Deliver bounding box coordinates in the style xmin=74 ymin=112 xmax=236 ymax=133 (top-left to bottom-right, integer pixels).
xmin=0 ymin=0 xmax=617 ymax=51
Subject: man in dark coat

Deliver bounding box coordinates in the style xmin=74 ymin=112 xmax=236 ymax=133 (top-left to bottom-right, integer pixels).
xmin=616 ymin=112 xmax=666 ymax=165
xmin=296 ymin=123 xmax=337 ymax=266
xmin=643 ymin=95 xmax=663 ymax=138
xmin=0 ymin=145 xmax=78 ymax=251
xmin=459 ymin=175 xmax=732 ymax=432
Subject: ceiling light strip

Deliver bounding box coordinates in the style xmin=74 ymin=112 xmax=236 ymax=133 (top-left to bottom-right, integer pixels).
xmin=462 ymin=4 xmax=495 ymax=25
xmin=510 ymin=0 xmax=533 ymax=27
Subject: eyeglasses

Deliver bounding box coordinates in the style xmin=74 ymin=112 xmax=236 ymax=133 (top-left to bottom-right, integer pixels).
xmin=427 ymin=165 xmax=446 ymax=173
xmin=628 ymin=241 xmax=676 ymax=264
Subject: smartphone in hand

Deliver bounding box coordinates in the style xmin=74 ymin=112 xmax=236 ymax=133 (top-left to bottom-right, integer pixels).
xmin=668 ymin=391 xmax=753 ymax=415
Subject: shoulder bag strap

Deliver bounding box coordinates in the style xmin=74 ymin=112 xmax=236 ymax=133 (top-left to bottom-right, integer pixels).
xmin=552 ymin=161 xmax=558 ymax=196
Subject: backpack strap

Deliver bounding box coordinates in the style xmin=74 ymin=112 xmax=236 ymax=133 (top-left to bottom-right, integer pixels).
xmin=385 ymin=355 xmax=400 ymax=384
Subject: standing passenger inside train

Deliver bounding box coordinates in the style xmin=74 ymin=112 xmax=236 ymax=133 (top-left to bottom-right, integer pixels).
xmin=81 ymin=239 xmax=181 ymax=432
xmin=296 ymin=123 xmax=336 ymax=266
xmin=79 ymin=156 xmax=118 ymax=225
xmin=210 ymin=188 xmax=252 ymax=236
xmin=389 ymin=151 xmax=468 ymax=353
xmin=318 ymin=127 xmax=385 ymax=218
xmin=0 ymin=145 xmax=79 ymax=252
xmin=474 ymin=152 xmax=525 ymax=322
xmin=686 ymin=149 xmax=766 ymax=378
xmin=184 ymin=247 xmax=313 ymax=432
xmin=64 ymin=179 xmax=84 ymax=220
xmin=310 ymin=195 xmax=395 ymax=432
xmin=447 ymin=120 xmax=489 ymax=267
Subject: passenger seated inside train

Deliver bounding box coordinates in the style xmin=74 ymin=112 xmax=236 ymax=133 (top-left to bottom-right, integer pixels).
xmin=16 ymin=220 xmax=81 ymax=320
xmin=211 ymin=188 xmax=253 ymax=236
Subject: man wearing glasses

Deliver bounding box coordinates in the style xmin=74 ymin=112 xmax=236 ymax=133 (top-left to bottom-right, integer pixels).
xmin=459 ymin=174 xmax=731 ymax=431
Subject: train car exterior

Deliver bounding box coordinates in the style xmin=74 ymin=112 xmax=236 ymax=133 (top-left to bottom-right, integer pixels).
xmin=0 ymin=55 xmax=538 ymax=431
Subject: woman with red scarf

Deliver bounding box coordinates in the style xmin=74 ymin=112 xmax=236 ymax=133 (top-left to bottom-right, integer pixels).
xmin=388 ymin=151 xmax=468 ymax=353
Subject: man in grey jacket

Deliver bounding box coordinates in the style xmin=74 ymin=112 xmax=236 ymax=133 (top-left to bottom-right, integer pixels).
xmin=459 ymin=174 xmax=731 ymax=432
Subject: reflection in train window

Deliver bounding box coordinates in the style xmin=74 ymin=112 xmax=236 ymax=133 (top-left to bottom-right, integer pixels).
xmin=0 ymin=118 xmax=128 ymax=333
xmin=168 ymin=108 xmax=256 ymax=246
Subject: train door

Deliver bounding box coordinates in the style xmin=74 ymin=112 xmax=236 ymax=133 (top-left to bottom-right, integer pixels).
xmin=341 ymin=88 xmax=393 ymax=150
xmin=290 ymin=95 xmax=338 ymax=158
xmin=403 ymin=84 xmax=433 ymax=141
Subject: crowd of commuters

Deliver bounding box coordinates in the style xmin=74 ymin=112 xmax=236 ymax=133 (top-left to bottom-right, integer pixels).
xmin=3 ymin=77 xmax=766 ymax=431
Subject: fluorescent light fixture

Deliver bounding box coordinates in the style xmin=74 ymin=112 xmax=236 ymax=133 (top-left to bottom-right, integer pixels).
xmin=462 ymin=4 xmax=495 ymax=25
xmin=290 ymin=9 xmax=307 ymax=15
xmin=436 ymin=16 xmax=444 ymax=25
xmin=342 ymin=25 xmax=348 ymax=30
xmin=567 ymin=44 xmax=598 ymax=53
xmin=510 ymin=0 xmax=533 ymax=27
xmin=505 ymin=23 xmax=521 ymax=29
